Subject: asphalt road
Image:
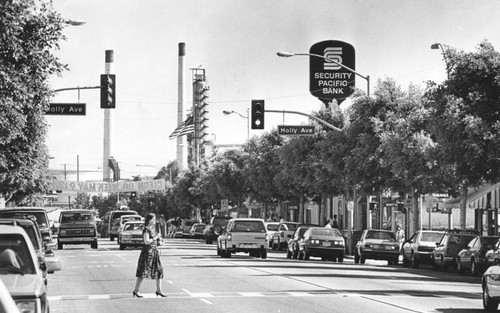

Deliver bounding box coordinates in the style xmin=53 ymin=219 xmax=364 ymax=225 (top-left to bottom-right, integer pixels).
xmin=47 ymin=238 xmax=485 ymax=313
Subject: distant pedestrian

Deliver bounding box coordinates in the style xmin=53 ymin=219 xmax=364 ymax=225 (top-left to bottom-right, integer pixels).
xmin=325 ymin=219 xmax=333 ymax=228
xmin=396 ymin=225 xmax=405 ymax=250
xmin=332 ymin=215 xmax=339 ymax=229
xmin=133 ymin=213 xmax=166 ymax=298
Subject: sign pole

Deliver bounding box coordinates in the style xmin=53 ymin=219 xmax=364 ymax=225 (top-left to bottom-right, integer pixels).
xmin=103 ymin=50 xmax=113 ymax=182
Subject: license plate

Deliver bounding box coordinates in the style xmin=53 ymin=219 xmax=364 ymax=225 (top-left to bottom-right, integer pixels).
xmin=373 ymin=245 xmax=380 ymax=249
xmin=243 ymin=244 xmax=254 ymax=249
xmin=322 ymin=242 xmax=331 ymax=247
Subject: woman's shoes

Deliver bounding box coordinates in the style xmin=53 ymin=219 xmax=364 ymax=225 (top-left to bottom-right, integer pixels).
xmin=155 ymin=291 xmax=167 ymax=297
xmin=132 ymin=290 xmax=143 ymax=298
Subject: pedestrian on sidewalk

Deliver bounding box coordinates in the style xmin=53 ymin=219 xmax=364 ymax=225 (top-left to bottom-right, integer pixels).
xmin=132 ymin=213 xmax=166 ymax=298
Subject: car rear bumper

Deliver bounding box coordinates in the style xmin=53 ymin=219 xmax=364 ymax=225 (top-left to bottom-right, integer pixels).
xmin=362 ymin=250 xmax=399 ymax=260
xmin=305 ymin=246 xmax=344 ymax=256
xmin=58 ymin=237 xmax=96 ymax=243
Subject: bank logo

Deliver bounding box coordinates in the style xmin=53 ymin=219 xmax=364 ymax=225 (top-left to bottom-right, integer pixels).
xmin=324 ymin=47 xmax=342 ymax=70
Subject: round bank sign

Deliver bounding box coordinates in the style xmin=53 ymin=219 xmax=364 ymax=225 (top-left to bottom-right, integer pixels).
xmin=309 ymin=40 xmax=355 ymax=105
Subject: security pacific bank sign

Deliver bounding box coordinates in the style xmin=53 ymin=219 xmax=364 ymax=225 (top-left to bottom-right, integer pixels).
xmin=310 ymin=40 xmax=355 ymax=105
xmin=51 ymin=179 xmax=165 ymax=193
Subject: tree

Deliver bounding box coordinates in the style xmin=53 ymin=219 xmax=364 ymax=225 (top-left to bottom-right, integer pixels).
xmin=0 ymin=0 xmax=66 ymax=204
xmin=425 ymin=41 xmax=500 ymax=229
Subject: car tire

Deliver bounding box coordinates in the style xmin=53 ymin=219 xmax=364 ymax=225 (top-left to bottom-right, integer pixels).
xmin=58 ymin=242 xmax=63 ymax=250
xmin=483 ymin=283 xmax=499 ymax=311
xmin=91 ymin=241 xmax=98 ymax=249
xmin=206 ymin=236 xmax=213 ymax=244
xmin=298 ymin=251 xmax=304 ymax=260
xmin=110 ymin=235 xmax=115 ymax=241
xmin=261 ymin=249 xmax=267 ymax=259
xmin=354 ymin=252 xmax=360 ymax=264
xmin=226 ymin=250 xmax=232 ymax=258
xmin=337 ymin=255 xmax=344 ymax=263
xmin=119 ymin=244 xmax=125 ymax=250
xmin=304 ymin=251 xmax=310 ymax=260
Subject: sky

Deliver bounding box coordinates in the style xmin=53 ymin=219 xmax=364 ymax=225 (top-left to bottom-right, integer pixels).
xmin=47 ymin=0 xmax=500 ymax=181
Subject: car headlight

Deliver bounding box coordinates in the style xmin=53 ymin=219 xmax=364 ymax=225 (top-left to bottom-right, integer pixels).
xmin=227 ymin=234 xmax=232 ymax=241
xmin=311 ymin=239 xmax=320 ymax=244
xmin=59 ymin=229 xmax=66 ymax=235
xmin=16 ymin=298 xmax=41 ymax=313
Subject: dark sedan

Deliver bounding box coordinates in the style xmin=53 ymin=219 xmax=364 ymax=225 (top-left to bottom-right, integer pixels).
xmin=355 ymin=229 xmax=400 ymax=265
xmin=298 ymin=227 xmax=345 ymax=262
xmin=457 ymin=235 xmax=499 ymax=275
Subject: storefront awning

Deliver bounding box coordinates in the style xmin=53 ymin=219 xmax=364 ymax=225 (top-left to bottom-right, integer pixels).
xmin=441 ymin=184 xmax=500 ymax=209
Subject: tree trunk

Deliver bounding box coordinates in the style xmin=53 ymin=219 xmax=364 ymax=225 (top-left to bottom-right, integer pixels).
xmin=412 ymin=190 xmax=420 ymax=234
xmin=299 ymin=196 xmax=305 ymax=224
xmin=460 ymin=183 xmax=469 ymax=230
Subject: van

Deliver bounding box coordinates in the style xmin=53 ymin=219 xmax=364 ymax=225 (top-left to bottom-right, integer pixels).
xmin=108 ymin=210 xmax=138 ymax=241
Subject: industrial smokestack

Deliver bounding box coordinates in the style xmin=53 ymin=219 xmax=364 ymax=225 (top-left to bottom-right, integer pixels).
xmin=177 ymin=43 xmax=186 ymax=168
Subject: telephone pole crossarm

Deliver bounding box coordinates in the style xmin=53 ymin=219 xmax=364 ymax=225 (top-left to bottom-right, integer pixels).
xmin=265 ymin=109 xmax=342 ymax=132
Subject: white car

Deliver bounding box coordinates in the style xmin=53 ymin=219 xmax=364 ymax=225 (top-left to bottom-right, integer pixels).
xmin=217 ymin=218 xmax=268 ymax=259
xmin=0 ymin=224 xmax=49 ymax=312
xmin=272 ymin=222 xmax=299 ymax=250
xmin=482 ymin=262 xmax=500 ymax=310
xmin=265 ymin=222 xmax=279 ymax=249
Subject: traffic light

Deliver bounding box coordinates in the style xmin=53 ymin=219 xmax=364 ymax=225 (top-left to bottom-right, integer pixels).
xmin=251 ymin=100 xmax=265 ymax=129
xmin=100 ymin=74 xmax=116 ymax=108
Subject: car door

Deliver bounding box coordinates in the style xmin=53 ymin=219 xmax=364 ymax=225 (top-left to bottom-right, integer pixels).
xmin=462 ymin=237 xmax=477 ymax=268
xmin=403 ymin=232 xmax=417 ymax=260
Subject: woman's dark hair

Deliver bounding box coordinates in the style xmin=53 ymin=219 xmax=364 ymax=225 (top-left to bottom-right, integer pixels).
xmin=144 ymin=213 xmax=156 ymax=227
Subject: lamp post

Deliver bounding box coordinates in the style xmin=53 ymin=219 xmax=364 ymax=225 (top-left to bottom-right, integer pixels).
xmin=222 ymin=109 xmax=249 ymax=141
xmin=431 ymin=42 xmax=450 ymax=79
xmin=277 ymin=51 xmax=370 ymax=97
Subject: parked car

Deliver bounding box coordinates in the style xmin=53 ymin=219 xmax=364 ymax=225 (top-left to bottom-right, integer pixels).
xmin=189 ymin=223 xmax=207 ymax=239
xmin=401 ymin=230 xmax=444 ymax=268
xmin=58 ymin=209 xmax=98 ymax=250
xmin=272 ymin=221 xmax=300 ymax=250
xmin=355 ymin=229 xmax=400 ymax=265
xmin=298 ymin=227 xmax=345 ymax=262
xmin=107 ymin=209 xmax=138 ymax=241
xmin=457 ymin=235 xmax=499 ymax=275
xmin=483 ymin=259 xmax=500 ymax=311
xmin=0 ymin=218 xmax=53 ymax=284
xmin=204 ymin=216 xmax=232 ymax=244
xmin=0 ymin=207 xmax=55 ymax=253
xmin=119 ymin=221 xmax=145 ymax=250
xmin=265 ymin=222 xmax=279 ymax=249
xmin=287 ymin=226 xmax=314 ymax=259
xmin=486 ymin=239 xmax=500 ymax=269
xmin=0 ymin=225 xmax=50 ymax=313
xmin=217 ymin=218 xmax=268 ymax=259
xmin=180 ymin=219 xmax=197 ymax=238
xmin=433 ymin=230 xmax=477 ymax=271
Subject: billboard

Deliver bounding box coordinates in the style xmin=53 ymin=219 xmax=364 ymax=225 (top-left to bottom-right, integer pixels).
xmin=309 ymin=40 xmax=355 ymax=105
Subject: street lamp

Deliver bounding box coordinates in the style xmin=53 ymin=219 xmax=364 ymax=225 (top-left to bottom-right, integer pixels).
xmin=223 ymin=109 xmax=250 ymax=141
xmin=277 ymin=51 xmax=370 ymax=97
xmin=64 ymin=19 xmax=86 ymax=26
xmin=431 ymin=42 xmax=450 ymax=79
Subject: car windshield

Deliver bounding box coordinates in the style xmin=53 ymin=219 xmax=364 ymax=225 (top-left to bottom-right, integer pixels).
xmin=110 ymin=212 xmax=137 ymax=226
xmin=366 ymin=231 xmax=396 ymax=241
xmin=124 ymin=223 xmax=144 ymax=231
xmin=448 ymin=235 xmax=475 ymax=245
xmin=183 ymin=221 xmax=195 ymax=227
xmin=421 ymin=232 xmax=443 ymax=242
xmin=122 ymin=216 xmax=141 ymax=223
xmin=61 ymin=212 xmax=94 ymax=223
xmin=297 ymin=228 xmax=310 ymax=237
xmin=310 ymin=228 xmax=342 ymax=237
xmin=266 ymin=224 xmax=279 ymax=231
xmin=213 ymin=219 xmax=230 ymax=226
xmin=0 ymin=234 xmax=36 ymax=275
xmin=232 ymin=221 xmax=266 ymax=232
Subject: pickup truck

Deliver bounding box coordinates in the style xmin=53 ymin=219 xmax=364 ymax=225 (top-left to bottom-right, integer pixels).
xmin=217 ymin=218 xmax=268 ymax=259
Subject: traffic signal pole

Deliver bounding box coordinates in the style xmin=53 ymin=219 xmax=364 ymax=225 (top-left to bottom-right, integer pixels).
xmin=264 ymin=109 xmax=342 ymax=132
xmin=103 ymin=50 xmax=114 ymax=182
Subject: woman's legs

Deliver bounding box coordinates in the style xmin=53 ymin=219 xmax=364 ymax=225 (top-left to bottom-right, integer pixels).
xmin=156 ymin=278 xmax=163 ymax=293
xmin=134 ymin=277 xmax=144 ymax=293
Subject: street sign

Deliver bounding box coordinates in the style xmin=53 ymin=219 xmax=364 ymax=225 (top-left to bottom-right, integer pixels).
xmin=277 ymin=125 xmax=315 ymax=136
xmin=46 ymin=103 xmax=86 ymax=116
xmin=309 ymin=40 xmax=355 ymax=105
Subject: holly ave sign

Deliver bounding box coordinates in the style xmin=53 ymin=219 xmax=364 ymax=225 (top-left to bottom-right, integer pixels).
xmin=278 ymin=125 xmax=315 ymax=136
xmin=309 ymin=40 xmax=355 ymax=105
